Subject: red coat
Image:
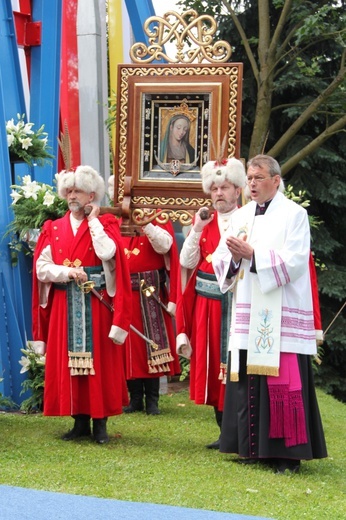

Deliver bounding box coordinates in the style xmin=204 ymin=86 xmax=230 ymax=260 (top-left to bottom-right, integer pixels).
xmin=32 ymin=213 xmax=131 ymax=418
xmin=176 ymin=214 xmax=226 ymax=410
xmin=309 ymin=252 xmax=323 ymax=341
xmin=122 ymin=220 xmax=181 ymax=379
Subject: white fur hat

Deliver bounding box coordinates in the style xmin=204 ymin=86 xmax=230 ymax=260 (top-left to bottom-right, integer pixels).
xmin=57 ymin=165 xmax=105 ymax=204
xmin=201 ymin=157 xmax=246 ymax=194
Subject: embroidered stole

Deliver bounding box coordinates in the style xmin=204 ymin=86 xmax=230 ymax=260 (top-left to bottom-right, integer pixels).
xmin=230 ymin=213 xmax=283 ymax=381
xmin=246 ymin=277 xmax=282 ymax=376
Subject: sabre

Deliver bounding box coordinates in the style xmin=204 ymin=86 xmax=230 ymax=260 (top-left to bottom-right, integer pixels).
xmin=323 ymin=300 xmax=346 ymax=339
xmin=77 ymin=280 xmax=159 ymax=349
xmin=140 ymin=279 xmax=172 ymax=315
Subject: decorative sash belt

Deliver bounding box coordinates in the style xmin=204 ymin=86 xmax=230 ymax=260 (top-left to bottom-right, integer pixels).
xmin=195 ymin=270 xmax=232 ymax=384
xmin=54 ymin=265 xmax=105 ymax=376
xmin=130 ymin=268 xmax=166 ymax=290
xmin=131 ymin=269 xmax=174 ymax=374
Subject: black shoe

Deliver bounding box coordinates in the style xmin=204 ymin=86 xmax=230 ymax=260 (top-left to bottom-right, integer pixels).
xmin=124 ymin=402 xmax=144 ymax=413
xmin=92 ymin=418 xmax=109 ymax=444
xmin=146 ymin=403 xmax=160 ymax=415
xmin=274 ymin=459 xmax=300 ymax=474
xmin=144 ymin=378 xmax=160 ymax=415
xmin=62 ymin=415 xmax=91 ymax=441
xmin=206 ymin=439 xmax=220 ymax=450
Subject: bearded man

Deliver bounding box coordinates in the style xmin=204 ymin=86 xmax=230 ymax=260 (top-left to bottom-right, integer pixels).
xmin=176 ymin=158 xmax=246 ymax=449
xmin=32 ymin=165 xmax=131 ymax=443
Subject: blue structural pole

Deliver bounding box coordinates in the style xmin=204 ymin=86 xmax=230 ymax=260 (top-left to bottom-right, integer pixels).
xmin=0 ymin=0 xmax=62 ymax=405
xmin=0 ymin=0 xmax=31 ymax=403
xmin=30 ymin=0 xmax=62 ymax=185
xmin=124 ymin=0 xmax=169 ymax=62
xmin=124 ymin=0 xmax=155 ymax=44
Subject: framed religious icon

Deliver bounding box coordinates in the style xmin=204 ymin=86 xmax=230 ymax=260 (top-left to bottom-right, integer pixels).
xmin=112 ymin=11 xmax=243 ymax=227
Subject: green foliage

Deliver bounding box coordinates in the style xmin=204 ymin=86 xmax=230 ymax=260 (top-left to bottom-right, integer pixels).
xmin=19 ymin=342 xmax=46 ymax=413
xmin=0 ymin=388 xmax=345 ymax=519
xmin=105 ymin=90 xmax=117 ymax=134
xmin=294 ymin=4 xmax=345 ymax=46
xmin=0 ymin=378 xmax=17 ymax=410
xmin=6 ymin=113 xmax=54 ymax=166
xmin=178 ymin=356 xmax=190 ymax=381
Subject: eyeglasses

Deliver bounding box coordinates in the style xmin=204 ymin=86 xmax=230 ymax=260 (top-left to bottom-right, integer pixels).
xmin=246 ymin=176 xmax=273 ymax=184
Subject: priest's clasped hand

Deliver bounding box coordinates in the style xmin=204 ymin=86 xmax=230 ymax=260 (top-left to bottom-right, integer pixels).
xmin=225 ymin=235 xmax=253 ymax=264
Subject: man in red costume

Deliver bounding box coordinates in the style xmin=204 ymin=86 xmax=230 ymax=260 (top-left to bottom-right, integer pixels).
xmin=176 ymin=158 xmax=246 ymax=448
xmin=32 ymin=165 xmax=132 ymax=443
xmin=121 ymin=214 xmax=181 ymax=415
xmin=108 ymin=176 xmax=180 ymax=415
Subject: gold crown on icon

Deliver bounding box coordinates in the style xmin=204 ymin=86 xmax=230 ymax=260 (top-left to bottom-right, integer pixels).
xmin=168 ymin=99 xmax=197 ymax=122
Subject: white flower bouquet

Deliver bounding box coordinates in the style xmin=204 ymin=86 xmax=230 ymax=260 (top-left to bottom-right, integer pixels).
xmin=6 ymin=113 xmax=54 ymax=166
xmin=7 ymin=174 xmax=67 ymax=252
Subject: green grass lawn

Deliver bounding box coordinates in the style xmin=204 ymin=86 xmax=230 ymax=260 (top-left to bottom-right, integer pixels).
xmin=0 ymin=387 xmax=345 ymax=520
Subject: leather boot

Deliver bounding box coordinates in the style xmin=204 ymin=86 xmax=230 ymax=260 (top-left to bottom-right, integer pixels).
xmin=62 ymin=414 xmax=91 ymax=441
xmin=93 ymin=417 xmax=109 ymax=444
xmin=144 ymin=377 xmax=160 ymax=415
xmin=124 ymin=379 xmax=144 ymax=413
xmin=206 ymin=407 xmax=223 ymax=449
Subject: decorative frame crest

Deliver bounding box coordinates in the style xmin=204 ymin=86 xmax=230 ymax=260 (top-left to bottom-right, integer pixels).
xmin=113 ymin=10 xmax=243 ymax=227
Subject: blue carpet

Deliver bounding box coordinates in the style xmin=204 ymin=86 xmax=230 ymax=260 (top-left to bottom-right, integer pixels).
xmin=0 ymin=485 xmax=273 ymax=520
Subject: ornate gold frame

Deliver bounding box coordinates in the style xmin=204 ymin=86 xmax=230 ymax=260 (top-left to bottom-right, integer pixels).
xmin=113 ymin=10 xmax=243 ymax=227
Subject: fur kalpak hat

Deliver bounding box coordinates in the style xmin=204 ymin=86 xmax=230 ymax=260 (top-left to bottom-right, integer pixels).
xmin=57 ymin=165 xmax=105 ymax=204
xmin=201 ymin=157 xmax=246 ymax=194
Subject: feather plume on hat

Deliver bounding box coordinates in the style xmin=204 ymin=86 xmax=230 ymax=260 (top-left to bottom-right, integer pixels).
xmin=56 ymin=122 xmax=105 ymax=204
xmin=200 ymin=135 xmax=246 ymax=194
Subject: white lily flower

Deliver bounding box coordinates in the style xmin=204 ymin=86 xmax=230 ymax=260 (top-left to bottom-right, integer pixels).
xmin=19 ymin=356 xmax=31 ymax=373
xmin=10 ymin=190 xmax=22 ymax=204
xmin=43 ymin=191 xmax=56 ymax=207
xmin=6 ymin=118 xmax=16 ymax=131
xmin=23 ymin=123 xmax=34 ymax=134
xmin=20 ymin=137 xmax=33 ymax=150
xmin=22 ymin=181 xmax=41 ymax=200
xmin=7 ymin=134 xmax=15 ymax=147
xmin=22 ymin=175 xmax=32 ymax=185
